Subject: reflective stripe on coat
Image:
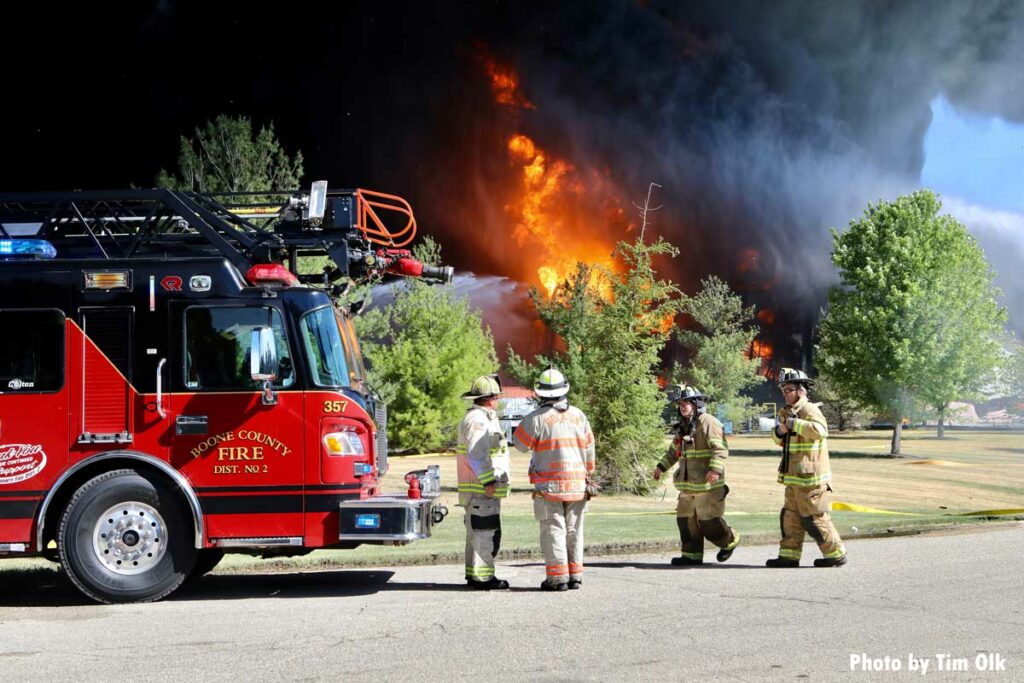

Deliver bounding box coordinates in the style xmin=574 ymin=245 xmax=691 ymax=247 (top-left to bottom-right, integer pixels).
xmin=657 ymin=412 xmax=728 ymax=492
xmin=457 ymin=405 xmax=511 ymax=506
xmin=513 ymin=401 xmax=595 ymax=502
xmin=772 ymin=397 xmax=831 ymax=487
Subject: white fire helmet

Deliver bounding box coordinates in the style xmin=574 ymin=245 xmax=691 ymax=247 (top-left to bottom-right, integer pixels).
xmin=778 ymin=367 xmax=815 ymax=388
xmin=535 ymin=367 xmax=570 ymax=398
xmin=667 ymin=384 xmax=708 ymax=403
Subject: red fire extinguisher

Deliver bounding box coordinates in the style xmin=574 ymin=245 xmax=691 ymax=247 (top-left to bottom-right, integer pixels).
xmin=405 ymin=472 xmax=422 ymax=500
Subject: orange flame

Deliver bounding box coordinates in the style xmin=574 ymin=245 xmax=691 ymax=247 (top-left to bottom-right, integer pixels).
xmin=757 ymin=309 xmax=776 ymax=325
xmin=736 ymin=247 xmax=759 ymax=274
xmin=480 ymin=52 xmax=627 ymax=297
xmin=480 ymin=55 xmax=535 ymax=110
xmin=504 ymin=132 xmax=622 ymax=296
xmin=746 ymin=338 xmax=775 ymax=377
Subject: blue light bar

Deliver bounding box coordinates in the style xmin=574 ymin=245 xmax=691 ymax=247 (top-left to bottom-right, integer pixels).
xmin=0 ymin=239 xmax=57 ymax=260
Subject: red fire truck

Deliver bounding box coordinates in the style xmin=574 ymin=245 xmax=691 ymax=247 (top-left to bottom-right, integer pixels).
xmin=0 ymin=183 xmax=450 ymax=603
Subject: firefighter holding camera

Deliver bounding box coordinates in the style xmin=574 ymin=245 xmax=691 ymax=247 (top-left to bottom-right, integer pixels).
xmin=653 ymin=384 xmax=740 ymax=565
xmin=765 ymin=368 xmax=847 ymax=568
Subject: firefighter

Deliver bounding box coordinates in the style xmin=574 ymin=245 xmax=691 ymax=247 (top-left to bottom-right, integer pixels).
xmin=513 ymin=367 xmax=596 ymax=592
xmin=766 ymin=368 xmax=847 ymax=568
xmin=457 ymin=374 xmax=512 ymax=589
xmin=653 ymin=385 xmax=739 ymax=565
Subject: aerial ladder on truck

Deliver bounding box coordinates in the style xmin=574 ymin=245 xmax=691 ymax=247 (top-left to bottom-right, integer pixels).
xmin=0 ymin=182 xmax=450 ymax=603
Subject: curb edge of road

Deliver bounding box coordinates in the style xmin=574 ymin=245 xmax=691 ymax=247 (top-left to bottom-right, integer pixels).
xmin=211 ymin=517 xmax=1024 ymax=575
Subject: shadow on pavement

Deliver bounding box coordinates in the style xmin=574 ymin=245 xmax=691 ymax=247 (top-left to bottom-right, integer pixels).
xmin=584 ymin=561 xmax=765 ymax=570
xmin=0 ymin=567 xmax=400 ymax=606
xmin=174 ymin=569 xmax=397 ymax=601
xmin=0 ymin=565 xmax=82 ymax=607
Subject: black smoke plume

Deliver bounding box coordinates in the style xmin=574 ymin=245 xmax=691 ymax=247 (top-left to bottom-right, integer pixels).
xmin=406 ymin=0 xmax=1024 ymax=360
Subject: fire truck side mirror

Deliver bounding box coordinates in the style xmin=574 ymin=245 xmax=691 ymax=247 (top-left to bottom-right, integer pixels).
xmin=250 ymin=327 xmax=279 ymax=381
xmin=251 ymin=327 xmax=279 ymax=406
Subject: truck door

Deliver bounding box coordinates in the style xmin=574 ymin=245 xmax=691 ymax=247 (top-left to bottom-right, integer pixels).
xmin=0 ymin=308 xmax=69 ymax=545
xmin=78 ymin=307 xmax=133 ymax=442
xmin=167 ymin=303 xmax=304 ymax=542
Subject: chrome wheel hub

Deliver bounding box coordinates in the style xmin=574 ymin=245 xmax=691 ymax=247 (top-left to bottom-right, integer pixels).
xmin=93 ymin=501 xmax=167 ymax=575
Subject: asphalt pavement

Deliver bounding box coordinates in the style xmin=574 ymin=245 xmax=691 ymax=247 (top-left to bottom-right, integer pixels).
xmin=1 ymin=523 xmax=1021 ymax=681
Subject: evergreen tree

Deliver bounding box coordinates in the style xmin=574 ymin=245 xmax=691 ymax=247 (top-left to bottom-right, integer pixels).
xmin=675 ymin=276 xmax=765 ymax=425
xmin=157 ymin=114 xmax=303 ymax=202
xmin=507 ymin=237 xmax=682 ymax=494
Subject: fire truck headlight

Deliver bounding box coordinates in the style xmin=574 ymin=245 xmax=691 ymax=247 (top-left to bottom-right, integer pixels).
xmin=323 ymin=430 xmax=366 ymax=457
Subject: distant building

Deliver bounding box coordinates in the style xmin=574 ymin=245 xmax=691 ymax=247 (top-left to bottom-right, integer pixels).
xmin=497 ymin=386 xmax=538 ymax=444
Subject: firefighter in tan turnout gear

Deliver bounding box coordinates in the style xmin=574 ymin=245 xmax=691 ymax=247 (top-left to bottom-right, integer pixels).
xmin=766 ymin=368 xmax=847 ymax=568
xmin=457 ymin=374 xmax=512 ymax=589
xmin=653 ymin=385 xmax=740 ymax=565
xmin=513 ymin=368 xmax=596 ymax=592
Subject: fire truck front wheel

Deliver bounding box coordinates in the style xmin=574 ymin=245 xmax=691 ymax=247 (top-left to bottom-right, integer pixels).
xmin=58 ymin=469 xmax=197 ymax=604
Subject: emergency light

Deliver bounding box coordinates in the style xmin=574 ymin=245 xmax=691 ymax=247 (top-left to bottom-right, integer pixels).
xmin=83 ymin=271 xmax=130 ymax=289
xmin=0 ymin=238 xmax=57 ymax=260
xmin=245 ymin=263 xmax=300 ymax=287
xmin=323 ymin=430 xmax=367 ymax=457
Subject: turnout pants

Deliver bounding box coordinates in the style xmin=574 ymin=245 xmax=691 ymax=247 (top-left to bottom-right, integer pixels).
xmin=464 ymin=496 xmax=502 ymax=581
xmin=676 ymin=487 xmax=738 ymax=561
xmin=778 ymin=484 xmax=845 ymax=561
xmin=534 ymin=497 xmax=586 ymax=585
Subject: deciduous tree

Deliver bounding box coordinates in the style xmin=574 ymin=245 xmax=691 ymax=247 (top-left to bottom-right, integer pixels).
xmin=355 ymin=238 xmax=498 ymax=452
xmin=817 ymin=190 xmax=1006 ymax=453
xmin=814 ymin=373 xmax=870 ymax=432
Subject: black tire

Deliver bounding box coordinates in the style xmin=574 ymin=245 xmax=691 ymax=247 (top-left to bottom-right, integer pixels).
xmin=58 ymin=469 xmax=197 ymax=604
xmin=188 ymin=548 xmax=225 ymax=580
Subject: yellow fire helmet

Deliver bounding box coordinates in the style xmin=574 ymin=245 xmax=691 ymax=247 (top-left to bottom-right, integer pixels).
xmin=535 ymin=367 xmax=570 ymax=398
xmin=778 ymin=367 xmax=815 ymax=388
xmin=461 ymin=374 xmax=502 ymax=400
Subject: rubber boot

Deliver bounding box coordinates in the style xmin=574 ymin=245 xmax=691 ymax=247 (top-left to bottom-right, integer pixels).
xmin=467 ymin=577 xmax=510 ymax=590
xmin=814 ymin=555 xmax=848 ymax=568
xmin=716 ymin=533 xmax=740 ymax=563
xmin=765 ymin=557 xmax=800 ymax=568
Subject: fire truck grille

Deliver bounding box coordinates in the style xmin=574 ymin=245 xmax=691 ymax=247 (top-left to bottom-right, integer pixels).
xmin=374 ymin=403 xmax=389 ymax=475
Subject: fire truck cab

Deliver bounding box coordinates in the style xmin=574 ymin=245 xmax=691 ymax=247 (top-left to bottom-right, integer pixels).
xmin=0 ymin=185 xmax=449 ymax=603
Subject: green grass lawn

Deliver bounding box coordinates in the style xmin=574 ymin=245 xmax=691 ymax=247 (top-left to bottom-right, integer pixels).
xmin=3 ymin=429 xmax=1021 ymax=577
xmin=219 ymin=428 xmax=1024 ymax=571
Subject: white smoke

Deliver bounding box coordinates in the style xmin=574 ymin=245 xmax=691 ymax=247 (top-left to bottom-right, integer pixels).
xmin=364 ymin=272 xmax=544 ymax=360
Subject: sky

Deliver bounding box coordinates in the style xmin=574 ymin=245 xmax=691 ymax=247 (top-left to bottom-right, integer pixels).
xmin=924 ymin=97 xmax=1024 ymax=214
xmin=922 ymin=98 xmax=1024 ymax=335
xmin=1 ymin=0 xmax=1022 ymax=354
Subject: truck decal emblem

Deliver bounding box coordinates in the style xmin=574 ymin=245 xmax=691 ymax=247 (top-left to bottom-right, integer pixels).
xmin=161 ymin=276 xmax=183 ymax=291
xmin=7 ymin=379 xmax=34 ymax=390
xmin=0 ymin=444 xmax=47 ymax=484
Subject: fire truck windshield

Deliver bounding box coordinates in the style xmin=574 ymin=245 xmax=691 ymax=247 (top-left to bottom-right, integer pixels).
xmin=300 ymin=306 xmax=363 ymax=390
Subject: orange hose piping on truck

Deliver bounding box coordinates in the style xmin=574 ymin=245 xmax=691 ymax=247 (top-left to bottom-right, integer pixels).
xmin=356 ymin=188 xmax=417 ymax=247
